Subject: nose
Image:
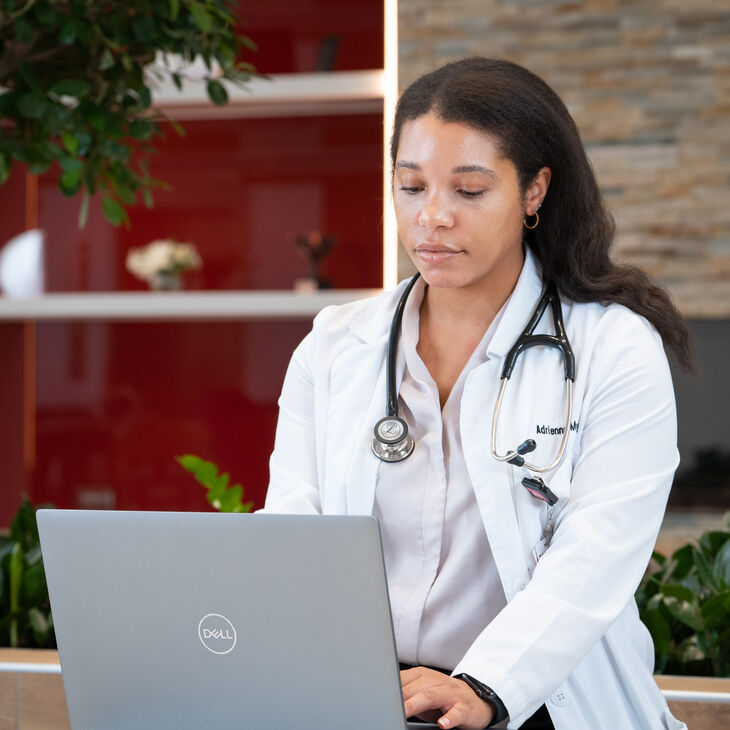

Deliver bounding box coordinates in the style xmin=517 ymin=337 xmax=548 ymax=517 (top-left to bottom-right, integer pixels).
xmin=417 ymin=191 xmax=454 ymax=229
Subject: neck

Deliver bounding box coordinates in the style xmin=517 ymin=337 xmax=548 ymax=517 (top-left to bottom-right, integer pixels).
xmin=419 ymin=264 xmax=523 ymax=338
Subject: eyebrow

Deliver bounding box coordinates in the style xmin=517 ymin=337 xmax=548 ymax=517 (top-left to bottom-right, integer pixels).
xmin=395 ymin=161 xmax=497 ymax=179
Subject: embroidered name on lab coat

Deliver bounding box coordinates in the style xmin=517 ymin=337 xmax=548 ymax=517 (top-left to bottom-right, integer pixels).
xmin=536 ymin=421 xmax=579 ymax=435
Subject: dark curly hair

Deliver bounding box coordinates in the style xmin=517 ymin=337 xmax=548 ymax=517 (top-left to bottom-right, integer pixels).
xmin=391 ymin=57 xmax=693 ymax=371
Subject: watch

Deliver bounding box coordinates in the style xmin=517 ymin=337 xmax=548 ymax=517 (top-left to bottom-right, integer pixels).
xmin=454 ymin=673 xmax=508 ymax=727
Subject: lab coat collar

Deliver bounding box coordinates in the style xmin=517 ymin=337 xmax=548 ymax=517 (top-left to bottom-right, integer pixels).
xmin=346 ymin=248 xmax=545 ymax=349
xmin=346 ymin=277 xmax=413 ymax=344
xmin=486 ymin=248 xmax=545 ymax=359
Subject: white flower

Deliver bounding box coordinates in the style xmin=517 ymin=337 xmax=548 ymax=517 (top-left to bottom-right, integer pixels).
xmin=125 ymin=239 xmax=202 ymax=282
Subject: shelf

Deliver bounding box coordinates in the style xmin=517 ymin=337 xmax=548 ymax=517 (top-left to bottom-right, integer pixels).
xmin=0 ymin=289 xmax=383 ymax=321
xmin=151 ymin=69 xmax=385 ymax=120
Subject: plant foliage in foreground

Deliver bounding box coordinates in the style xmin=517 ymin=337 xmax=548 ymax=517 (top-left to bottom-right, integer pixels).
xmin=0 ymin=498 xmax=55 ymax=648
xmin=636 ymin=511 xmax=730 ymax=677
xmin=177 ymin=454 xmax=253 ymax=513
xmin=0 ymin=0 xmax=257 ymax=226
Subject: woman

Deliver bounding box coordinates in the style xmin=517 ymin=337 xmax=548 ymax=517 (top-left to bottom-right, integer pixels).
xmin=264 ymin=58 xmax=690 ymax=730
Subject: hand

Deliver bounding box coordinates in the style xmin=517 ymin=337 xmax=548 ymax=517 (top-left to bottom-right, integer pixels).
xmin=400 ymin=667 xmax=494 ymax=729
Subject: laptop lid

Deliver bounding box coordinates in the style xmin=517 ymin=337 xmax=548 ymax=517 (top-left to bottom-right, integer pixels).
xmin=38 ymin=510 xmax=435 ymax=730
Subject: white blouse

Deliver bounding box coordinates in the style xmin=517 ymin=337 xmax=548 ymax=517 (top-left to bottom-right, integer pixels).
xmin=373 ymin=277 xmax=509 ymax=670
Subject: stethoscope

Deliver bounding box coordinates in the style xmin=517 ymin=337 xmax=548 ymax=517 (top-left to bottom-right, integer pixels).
xmin=371 ymin=274 xmax=575 ymax=507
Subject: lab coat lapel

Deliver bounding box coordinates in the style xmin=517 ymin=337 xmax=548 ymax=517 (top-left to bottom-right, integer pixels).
xmin=464 ymin=250 xmax=546 ymax=598
xmin=324 ymin=283 xmax=410 ymax=516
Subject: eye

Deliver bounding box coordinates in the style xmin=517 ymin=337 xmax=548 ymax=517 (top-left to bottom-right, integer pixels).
xmin=399 ymin=185 xmax=423 ymax=194
xmin=457 ymin=189 xmax=485 ymax=199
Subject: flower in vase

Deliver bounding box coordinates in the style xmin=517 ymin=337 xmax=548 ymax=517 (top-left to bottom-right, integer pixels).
xmin=126 ymin=239 xmax=202 ymax=290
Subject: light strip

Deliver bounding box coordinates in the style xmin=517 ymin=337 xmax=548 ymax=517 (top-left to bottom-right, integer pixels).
xmin=382 ymin=0 xmax=399 ymax=289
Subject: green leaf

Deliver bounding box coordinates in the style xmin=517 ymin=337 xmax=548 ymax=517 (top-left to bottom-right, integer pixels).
xmin=659 ymin=584 xmax=695 ymax=602
xmin=138 ymin=86 xmax=152 ymax=110
xmin=666 ymin=544 xmax=694 ymax=581
xmin=172 ymin=72 xmax=182 ymax=91
xmin=0 ymin=152 xmax=11 ymax=186
xmin=75 ymin=131 xmax=92 ymax=156
xmin=699 ymin=531 xmax=730 ymax=560
xmin=58 ymin=20 xmax=77 ymax=45
xmin=169 ymin=0 xmax=180 ymax=20
xmin=21 ymin=557 xmax=47 ymax=607
xmin=60 ymin=169 xmax=82 ymax=196
xmin=724 ymin=512 xmax=730 ymax=531
xmin=116 ymin=186 xmax=136 ymax=206
xmin=663 ymin=596 xmax=705 ymax=632
xmin=51 ymin=78 xmax=92 ymax=99
xmin=641 ymin=609 xmax=671 ymax=655
xmin=129 ymin=119 xmax=153 ymax=140
xmin=701 ymin=590 xmax=730 ymax=631
xmin=177 ymin=454 xmax=252 ymax=513
xmin=15 ymin=17 xmax=33 ymax=44
xmin=206 ymin=79 xmax=228 ymax=106
xmin=714 ymin=538 xmax=730 ymax=586
xmin=132 ymin=15 xmax=156 ymax=43
xmin=190 ymin=3 xmax=213 ymax=33
xmin=102 ymin=197 xmax=125 ymax=226
xmin=9 ymin=543 xmax=23 ymax=615
xmin=27 ymin=158 xmax=52 ymax=175
xmin=695 ymin=548 xmax=721 ymax=593
xmin=62 ymin=131 xmax=79 ymax=156
xmin=11 ymin=499 xmax=39 ymax=548
xmin=17 ymin=92 xmax=47 ymax=119
xmin=28 ymin=607 xmax=47 ymax=635
xmin=99 ymin=49 xmax=115 ymax=71
xmin=34 ymin=3 xmax=57 ymax=26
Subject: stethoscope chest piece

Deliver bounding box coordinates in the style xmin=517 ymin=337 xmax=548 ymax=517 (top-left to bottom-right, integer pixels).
xmin=372 ymin=417 xmax=415 ymax=462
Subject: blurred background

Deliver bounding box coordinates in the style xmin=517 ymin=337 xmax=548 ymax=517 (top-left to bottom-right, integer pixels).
xmin=0 ymin=0 xmax=727 ymax=544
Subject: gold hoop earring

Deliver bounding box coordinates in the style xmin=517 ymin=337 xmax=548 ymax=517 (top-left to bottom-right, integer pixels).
xmin=523 ymin=211 xmax=540 ymax=230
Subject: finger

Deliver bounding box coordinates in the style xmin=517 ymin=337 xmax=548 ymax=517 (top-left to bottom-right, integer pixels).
xmin=438 ymin=697 xmax=493 ymax=730
xmin=403 ymin=683 xmax=457 ymax=719
xmin=437 ymin=704 xmax=465 ymax=729
xmin=400 ymin=667 xmax=441 ymax=696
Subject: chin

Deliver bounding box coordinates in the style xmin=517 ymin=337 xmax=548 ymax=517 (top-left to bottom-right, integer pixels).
xmin=416 ymin=269 xmax=471 ymax=289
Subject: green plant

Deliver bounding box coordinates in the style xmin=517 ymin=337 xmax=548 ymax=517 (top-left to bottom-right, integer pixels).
xmin=177 ymin=454 xmax=253 ymax=513
xmin=636 ymin=511 xmax=730 ymax=676
xmin=0 ymin=0 xmax=258 ymax=226
xmin=0 ymin=498 xmax=55 ymax=648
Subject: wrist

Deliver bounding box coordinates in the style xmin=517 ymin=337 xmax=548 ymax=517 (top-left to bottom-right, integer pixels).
xmin=454 ymin=674 xmax=508 ymax=727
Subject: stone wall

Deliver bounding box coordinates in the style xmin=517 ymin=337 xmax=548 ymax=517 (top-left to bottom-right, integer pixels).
xmin=397 ymin=0 xmax=730 ymax=317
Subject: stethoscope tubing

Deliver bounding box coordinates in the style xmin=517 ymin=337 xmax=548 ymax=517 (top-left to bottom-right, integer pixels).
xmin=374 ymin=275 xmax=575 ymax=481
xmin=384 ymin=273 xmax=421 ymax=418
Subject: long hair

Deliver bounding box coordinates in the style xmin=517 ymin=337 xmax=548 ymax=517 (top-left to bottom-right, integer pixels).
xmin=391 ymin=57 xmax=693 ymax=372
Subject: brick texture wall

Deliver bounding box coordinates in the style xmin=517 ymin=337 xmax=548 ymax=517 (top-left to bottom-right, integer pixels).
xmin=397 ymin=0 xmax=730 ymax=317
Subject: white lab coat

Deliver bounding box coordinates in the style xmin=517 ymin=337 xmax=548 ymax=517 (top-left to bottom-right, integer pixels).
xmin=264 ymin=250 xmax=687 ymax=730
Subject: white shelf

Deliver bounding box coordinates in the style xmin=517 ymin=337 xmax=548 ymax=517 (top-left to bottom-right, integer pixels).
xmin=151 ymin=70 xmax=385 ymax=120
xmin=0 ymin=290 xmax=382 ymax=321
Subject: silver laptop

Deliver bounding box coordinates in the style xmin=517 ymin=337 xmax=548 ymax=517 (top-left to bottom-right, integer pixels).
xmin=38 ymin=510 xmax=439 ymax=730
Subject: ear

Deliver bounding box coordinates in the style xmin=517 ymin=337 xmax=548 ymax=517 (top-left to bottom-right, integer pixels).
xmin=524 ymin=167 xmax=551 ymax=216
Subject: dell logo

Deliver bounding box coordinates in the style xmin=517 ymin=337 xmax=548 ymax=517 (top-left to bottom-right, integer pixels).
xmin=198 ymin=613 xmax=237 ymax=655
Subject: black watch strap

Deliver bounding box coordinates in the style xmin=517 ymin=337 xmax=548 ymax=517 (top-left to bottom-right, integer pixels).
xmin=454 ymin=673 xmax=508 ymax=726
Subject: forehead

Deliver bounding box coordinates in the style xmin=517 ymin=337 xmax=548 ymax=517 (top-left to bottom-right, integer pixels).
xmin=396 ymin=113 xmax=504 ymax=164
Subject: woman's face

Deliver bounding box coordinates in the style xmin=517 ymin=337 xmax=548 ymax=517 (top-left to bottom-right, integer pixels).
xmin=393 ymin=112 xmax=544 ymax=296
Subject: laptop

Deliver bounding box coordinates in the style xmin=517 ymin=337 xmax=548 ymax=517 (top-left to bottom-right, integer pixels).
xmin=37 ymin=510 xmax=440 ymax=730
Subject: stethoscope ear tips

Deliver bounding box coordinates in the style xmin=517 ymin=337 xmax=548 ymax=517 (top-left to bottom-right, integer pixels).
xmin=372 ymin=417 xmax=415 ymax=462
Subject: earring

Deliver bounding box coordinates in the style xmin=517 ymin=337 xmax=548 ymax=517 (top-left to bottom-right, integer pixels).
xmin=523 ymin=210 xmax=540 ymax=230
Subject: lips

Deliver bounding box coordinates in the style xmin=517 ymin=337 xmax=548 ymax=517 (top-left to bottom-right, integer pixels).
xmin=414 ymin=243 xmax=462 ymax=263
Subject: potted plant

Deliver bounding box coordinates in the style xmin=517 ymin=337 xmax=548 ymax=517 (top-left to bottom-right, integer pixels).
xmin=0 ymin=498 xmax=55 ymax=649
xmin=0 ymin=0 xmax=258 ymax=226
xmin=636 ymin=511 xmax=730 ymax=677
